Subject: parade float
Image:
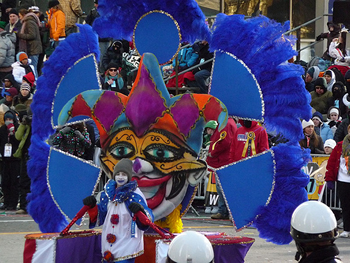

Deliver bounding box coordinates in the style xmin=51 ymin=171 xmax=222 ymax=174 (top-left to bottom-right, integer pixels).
xmin=23 ymin=0 xmax=311 ymax=262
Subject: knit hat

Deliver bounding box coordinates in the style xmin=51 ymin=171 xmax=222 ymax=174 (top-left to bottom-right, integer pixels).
xmin=307 ymin=66 xmax=320 ymax=81
xmin=107 ymin=62 xmax=119 ymax=70
xmin=312 ymin=111 xmax=323 ymax=123
xmin=302 ymin=119 xmax=314 ymax=129
xmin=324 ymin=139 xmax=336 ymax=149
xmin=4 ymin=111 xmax=14 ymax=120
xmin=4 ymin=87 xmax=18 ymax=97
xmin=0 ymin=21 xmax=6 ymax=30
xmin=314 ymin=77 xmax=327 ymax=91
xmin=48 ymin=0 xmax=60 ymax=8
xmin=20 ymin=82 xmax=31 ymax=92
xmin=29 ymin=6 xmax=40 ymax=13
xmin=15 ymin=103 xmax=27 ymax=113
xmin=113 ymin=158 xmax=133 ymax=182
xmin=16 ymin=52 xmax=28 ymax=62
xmin=329 ymin=107 xmax=340 ymax=115
xmin=23 ymin=72 xmax=35 ymax=87
xmin=205 ymin=120 xmax=218 ymax=130
xmin=8 ymin=8 xmax=18 ymax=16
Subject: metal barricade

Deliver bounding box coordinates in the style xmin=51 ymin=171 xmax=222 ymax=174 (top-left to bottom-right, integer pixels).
xmin=319 ymin=182 xmax=342 ymax=211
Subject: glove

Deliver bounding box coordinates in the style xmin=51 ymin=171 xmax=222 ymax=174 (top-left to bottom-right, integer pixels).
xmin=326 ymin=181 xmax=335 ymax=190
xmin=316 ymin=35 xmax=322 ymax=41
xmin=83 ymin=195 xmax=96 ymax=208
xmin=74 ymin=129 xmax=85 ymax=140
xmin=328 ymin=121 xmax=336 ymax=128
xmin=128 ymin=202 xmax=144 ymax=214
xmin=60 ymin=126 xmax=72 ymax=134
xmin=7 ymin=123 xmax=15 ymax=135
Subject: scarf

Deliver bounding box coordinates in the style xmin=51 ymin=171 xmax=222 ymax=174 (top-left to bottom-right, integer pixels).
xmin=105 ymin=180 xmax=137 ymax=203
xmin=342 ymin=134 xmax=350 ymax=173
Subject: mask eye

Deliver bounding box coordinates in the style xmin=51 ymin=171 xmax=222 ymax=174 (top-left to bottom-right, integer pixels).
xmin=110 ymin=142 xmax=135 ymax=159
xmin=144 ymin=144 xmax=181 ymax=162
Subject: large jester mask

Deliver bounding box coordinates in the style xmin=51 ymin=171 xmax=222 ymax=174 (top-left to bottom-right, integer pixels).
xmin=58 ymin=53 xmax=227 ymax=226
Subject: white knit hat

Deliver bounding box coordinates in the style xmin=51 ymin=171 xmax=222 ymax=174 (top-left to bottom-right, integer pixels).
xmin=324 ymin=139 xmax=336 ymax=149
xmin=302 ymin=119 xmax=314 ymax=129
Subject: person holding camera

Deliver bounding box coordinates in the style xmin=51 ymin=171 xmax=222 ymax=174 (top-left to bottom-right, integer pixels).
xmin=13 ymin=104 xmax=32 ymax=214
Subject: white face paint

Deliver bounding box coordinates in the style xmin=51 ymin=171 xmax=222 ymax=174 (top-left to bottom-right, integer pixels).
xmin=114 ymin=171 xmax=128 ymax=187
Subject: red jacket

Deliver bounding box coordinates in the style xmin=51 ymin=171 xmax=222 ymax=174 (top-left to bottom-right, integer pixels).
xmin=230 ymin=121 xmax=269 ymax=162
xmin=325 ymin=141 xmax=343 ymax=182
xmin=206 ymin=118 xmax=237 ymax=168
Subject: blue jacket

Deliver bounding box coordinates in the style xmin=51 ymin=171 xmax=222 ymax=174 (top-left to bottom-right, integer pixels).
xmin=172 ymin=46 xmax=198 ymax=70
xmin=317 ymin=123 xmax=333 ymax=143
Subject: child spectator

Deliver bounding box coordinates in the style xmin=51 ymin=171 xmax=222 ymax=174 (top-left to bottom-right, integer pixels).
xmin=0 ymin=110 xmax=20 ymax=210
xmin=12 ymin=52 xmax=35 ymax=84
xmin=299 ymin=119 xmax=324 ymax=154
xmin=324 ymin=139 xmax=336 ymax=155
xmin=327 ymin=81 xmax=347 ymax=120
xmin=310 ymin=77 xmax=333 ymax=114
xmin=326 ymin=107 xmax=342 ymax=136
xmin=82 ymin=158 xmax=154 ymax=263
xmin=312 ymin=111 xmax=333 ymax=143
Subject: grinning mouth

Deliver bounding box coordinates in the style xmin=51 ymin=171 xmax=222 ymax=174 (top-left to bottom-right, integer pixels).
xmin=132 ymin=175 xmax=172 ymax=209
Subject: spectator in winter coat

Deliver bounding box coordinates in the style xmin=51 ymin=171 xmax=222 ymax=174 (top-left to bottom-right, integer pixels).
xmin=47 ymin=0 xmax=66 ymax=51
xmin=0 ymin=22 xmax=16 ymax=80
xmin=0 ymin=110 xmax=20 ymax=211
xmin=207 ymin=117 xmax=237 ymax=220
xmin=326 ymin=106 xmax=342 ymax=137
xmin=102 ymin=40 xmax=130 ymax=89
xmin=0 ymin=87 xmax=18 ymax=107
xmin=1 ymin=74 xmax=19 ymax=96
xmin=1 ymin=0 xmax=16 ymax=24
xmin=324 ymin=70 xmax=336 ymax=92
xmin=17 ymin=9 xmax=42 ymax=78
xmin=11 ymin=82 xmax=32 ymax=109
xmin=312 ymin=111 xmax=333 ymax=143
xmin=12 ymin=52 xmax=35 ymax=84
xmin=5 ymin=8 xmax=22 ymax=34
xmin=310 ymin=77 xmax=333 ymax=114
xmin=230 ymin=120 xmax=269 ymax=162
xmin=299 ymin=119 xmax=324 ymax=154
xmin=305 ymin=66 xmax=320 ymax=92
xmin=193 ymin=40 xmax=213 ymax=94
xmin=316 ymin=21 xmax=341 ymax=61
xmin=327 ymin=81 xmax=347 ymax=120
xmin=59 ymin=0 xmax=83 ymax=36
xmin=102 ymin=62 xmax=128 ymax=95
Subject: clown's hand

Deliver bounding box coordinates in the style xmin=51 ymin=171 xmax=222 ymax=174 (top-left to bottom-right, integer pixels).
xmin=128 ymin=202 xmax=145 ymax=214
xmin=83 ymin=195 xmax=97 ymax=208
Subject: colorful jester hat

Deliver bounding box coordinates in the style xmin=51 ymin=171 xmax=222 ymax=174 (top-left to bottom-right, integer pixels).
xmin=58 ymin=52 xmax=228 ymax=232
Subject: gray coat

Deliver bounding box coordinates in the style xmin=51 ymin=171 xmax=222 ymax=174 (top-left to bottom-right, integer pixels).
xmin=17 ymin=14 xmax=42 ymax=56
xmin=0 ymin=30 xmax=16 ymax=68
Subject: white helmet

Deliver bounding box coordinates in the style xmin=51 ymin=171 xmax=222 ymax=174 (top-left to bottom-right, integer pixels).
xmin=290 ymin=201 xmax=338 ymax=259
xmin=166 ymin=231 xmax=214 ymax=263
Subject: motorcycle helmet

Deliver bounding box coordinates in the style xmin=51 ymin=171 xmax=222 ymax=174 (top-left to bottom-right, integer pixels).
xmin=166 ymin=231 xmax=214 ymax=263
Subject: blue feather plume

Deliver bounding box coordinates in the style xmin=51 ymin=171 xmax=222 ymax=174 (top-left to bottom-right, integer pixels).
xmin=209 ymin=14 xmax=312 ymax=142
xmin=28 ymin=24 xmax=100 ymax=233
xmin=93 ymin=0 xmax=210 ymax=42
xmin=253 ymin=143 xmax=310 ymax=244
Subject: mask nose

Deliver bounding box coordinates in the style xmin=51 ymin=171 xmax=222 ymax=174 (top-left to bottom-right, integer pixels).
xmin=133 ymin=158 xmax=153 ymax=174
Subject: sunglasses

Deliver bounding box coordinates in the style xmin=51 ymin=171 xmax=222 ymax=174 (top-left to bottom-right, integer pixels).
xmin=109 ymin=68 xmax=118 ymax=72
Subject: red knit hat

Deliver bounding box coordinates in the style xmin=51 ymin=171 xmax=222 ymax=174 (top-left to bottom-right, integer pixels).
xmin=23 ymin=72 xmax=35 ymax=87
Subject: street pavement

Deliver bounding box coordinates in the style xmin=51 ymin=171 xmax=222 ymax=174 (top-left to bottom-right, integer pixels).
xmin=0 ymin=208 xmax=349 ymax=263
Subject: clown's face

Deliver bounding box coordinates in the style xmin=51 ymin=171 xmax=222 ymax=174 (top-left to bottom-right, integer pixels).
xmin=100 ymin=128 xmax=206 ymax=220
